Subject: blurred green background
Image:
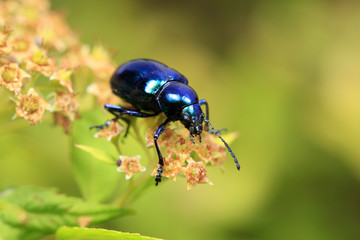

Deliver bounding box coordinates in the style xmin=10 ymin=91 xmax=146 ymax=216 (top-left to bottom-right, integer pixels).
xmin=1 ymin=0 xmax=360 ymax=239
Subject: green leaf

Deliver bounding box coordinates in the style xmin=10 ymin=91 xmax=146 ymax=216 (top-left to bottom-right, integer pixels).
xmin=56 ymin=227 xmax=162 ymax=240
xmin=71 ymin=110 xmax=120 ymax=202
xmin=0 ymin=186 xmax=133 ymax=239
xmin=0 ymin=219 xmax=46 ymax=240
xmin=74 ymin=143 xmax=117 ymax=165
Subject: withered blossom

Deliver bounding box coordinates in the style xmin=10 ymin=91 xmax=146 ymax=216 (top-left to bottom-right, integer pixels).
xmin=194 ymin=133 xmax=226 ymax=167
xmin=54 ymin=112 xmax=72 ymax=134
xmin=146 ymin=121 xmax=231 ymax=189
xmin=94 ymin=120 xmax=125 ymax=141
xmin=59 ymin=47 xmax=84 ymax=69
xmin=81 ymin=45 xmax=116 ymax=81
xmin=50 ymin=69 xmax=74 ymax=92
xmin=182 ymin=160 xmax=213 ymax=191
xmin=26 ymin=49 xmax=56 ymax=77
xmin=0 ymin=63 xmax=30 ymax=93
xmin=87 ymin=82 xmax=121 ymax=106
xmin=117 ymin=155 xmax=146 ymax=180
xmin=36 ymin=13 xmax=78 ymax=51
xmin=81 ymin=44 xmax=119 ymax=105
xmin=0 ymin=26 xmax=12 ymax=55
xmin=12 ymin=0 xmax=50 ymax=27
xmin=146 ymin=122 xmax=227 ymax=168
xmin=16 ymin=88 xmax=47 ymax=125
xmin=0 ymin=39 xmax=11 ymax=56
xmin=151 ymin=153 xmax=185 ymax=181
xmin=8 ymin=36 xmax=40 ymax=62
xmin=54 ymin=91 xmax=78 ymax=120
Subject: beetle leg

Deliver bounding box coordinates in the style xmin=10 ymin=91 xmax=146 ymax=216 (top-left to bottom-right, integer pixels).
xmin=105 ymin=104 xmax=159 ymax=138
xmin=153 ymin=118 xmax=170 ymax=186
xmin=89 ymin=120 xmax=112 ymax=131
xmin=189 ymin=134 xmax=195 ymax=144
xmin=199 ymin=99 xmax=209 ymax=131
xmin=91 ymin=104 xmax=159 ymax=132
xmin=121 ymin=117 xmax=131 ymax=138
xmin=105 ymin=104 xmax=159 ymax=118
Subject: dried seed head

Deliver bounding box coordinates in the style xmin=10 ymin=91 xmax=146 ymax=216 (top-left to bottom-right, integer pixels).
xmin=54 ymin=112 xmax=72 ymax=134
xmin=54 ymin=91 xmax=77 ymax=111
xmin=53 ymin=91 xmax=79 ymax=121
xmin=16 ymin=88 xmax=47 ymax=125
xmin=87 ymin=82 xmax=122 ymax=106
xmin=0 ymin=63 xmax=30 ymax=93
xmin=26 ymin=49 xmax=56 ymax=76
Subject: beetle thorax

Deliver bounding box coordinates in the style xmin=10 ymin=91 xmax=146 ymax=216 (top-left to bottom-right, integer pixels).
xmin=156 ymin=81 xmax=200 ymax=119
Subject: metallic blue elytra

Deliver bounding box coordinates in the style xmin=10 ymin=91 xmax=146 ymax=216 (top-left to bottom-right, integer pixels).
xmin=110 ymin=59 xmax=188 ymax=113
xmin=110 ymin=59 xmax=202 ymax=128
xmin=92 ymin=59 xmax=240 ymax=186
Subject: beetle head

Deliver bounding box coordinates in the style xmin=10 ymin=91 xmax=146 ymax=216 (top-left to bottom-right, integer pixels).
xmin=179 ymin=104 xmax=204 ymax=138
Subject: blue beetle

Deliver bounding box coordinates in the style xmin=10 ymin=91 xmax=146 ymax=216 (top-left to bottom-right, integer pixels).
xmin=92 ymin=59 xmax=239 ymax=185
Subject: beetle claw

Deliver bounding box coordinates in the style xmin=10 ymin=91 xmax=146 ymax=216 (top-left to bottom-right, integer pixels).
xmin=155 ymin=165 xmax=163 ymax=186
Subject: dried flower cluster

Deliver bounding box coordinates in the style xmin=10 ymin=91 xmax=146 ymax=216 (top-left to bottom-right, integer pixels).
xmin=0 ymin=0 xmax=117 ymax=129
xmin=94 ymin=119 xmax=229 ymax=190
xmin=145 ymin=122 xmax=227 ymax=190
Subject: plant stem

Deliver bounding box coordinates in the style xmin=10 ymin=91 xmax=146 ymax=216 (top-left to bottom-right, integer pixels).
xmin=23 ymin=72 xmax=40 ymax=93
xmin=111 ymin=135 xmax=122 ymax=155
xmin=114 ymin=178 xmax=135 ymax=207
xmin=132 ymin=120 xmax=154 ymax=165
xmin=113 ymin=120 xmax=156 ymax=207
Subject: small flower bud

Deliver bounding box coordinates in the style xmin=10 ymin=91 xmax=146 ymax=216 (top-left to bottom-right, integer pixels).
xmin=117 ymin=155 xmax=146 ymax=180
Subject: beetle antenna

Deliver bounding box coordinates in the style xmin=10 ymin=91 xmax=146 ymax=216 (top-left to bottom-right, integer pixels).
xmin=204 ymin=119 xmax=240 ymax=170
